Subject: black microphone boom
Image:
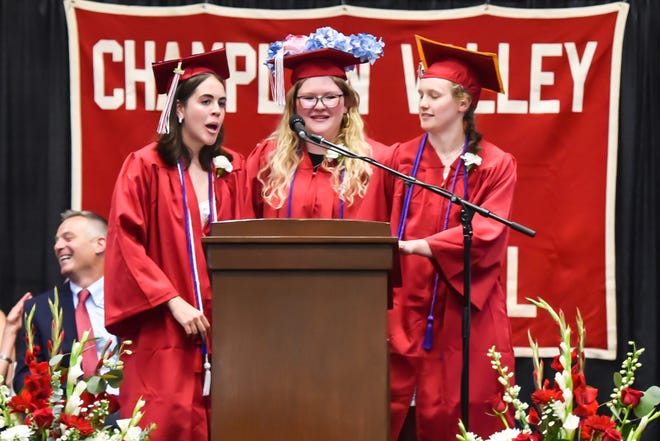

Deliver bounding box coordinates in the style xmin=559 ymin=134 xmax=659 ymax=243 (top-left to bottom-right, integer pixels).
xmin=289 ymin=114 xmax=309 ymax=140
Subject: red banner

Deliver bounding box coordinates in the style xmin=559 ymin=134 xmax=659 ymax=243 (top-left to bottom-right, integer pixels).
xmin=65 ymin=0 xmax=628 ymax=358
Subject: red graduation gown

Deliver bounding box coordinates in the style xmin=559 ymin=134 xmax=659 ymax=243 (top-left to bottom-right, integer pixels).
xmin=104 ymin=143 xmax=245 ymax=441
xmin=388 ymin=134 xmax=516 ymax=441
xmin=244 ymin=138 xmax=393 ymax=221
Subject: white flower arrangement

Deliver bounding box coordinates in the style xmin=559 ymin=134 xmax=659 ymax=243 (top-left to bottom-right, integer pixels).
xmin=457 ymin=298 xmax=660 ymax=441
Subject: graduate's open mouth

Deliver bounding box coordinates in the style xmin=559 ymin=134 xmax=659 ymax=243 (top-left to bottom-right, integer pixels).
xmin=206 ymin=123 xmax=219 ymax=134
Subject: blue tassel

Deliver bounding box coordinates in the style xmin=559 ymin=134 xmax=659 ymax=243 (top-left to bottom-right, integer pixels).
xmin=422 ymin=314 xmax=434 ymax=351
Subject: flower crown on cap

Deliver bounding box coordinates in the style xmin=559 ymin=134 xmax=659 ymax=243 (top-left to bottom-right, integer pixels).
xmin=264 ymin=26 xmax=385 ymax=105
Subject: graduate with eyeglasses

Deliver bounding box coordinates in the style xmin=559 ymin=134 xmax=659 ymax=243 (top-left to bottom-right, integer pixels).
xmin=244 ymin=27 xmax=392 ymax=221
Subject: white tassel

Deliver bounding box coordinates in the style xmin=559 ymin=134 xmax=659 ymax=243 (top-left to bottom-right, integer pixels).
xmin=270 ymin=48 xmax=286 ymax=107
xmin=202 ymin=354 xmax=211 ymax=396
xmin=157 ymin=62 xmax=184 ymax=135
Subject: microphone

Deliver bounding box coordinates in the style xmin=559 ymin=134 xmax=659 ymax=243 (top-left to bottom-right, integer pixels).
xmin=289 ymin=114 xmax=309 ymax=140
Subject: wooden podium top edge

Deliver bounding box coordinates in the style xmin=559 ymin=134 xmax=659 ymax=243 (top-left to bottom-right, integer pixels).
xmin=202 ymin=236 xmax=398 ymax=244
xmin=206 ymin=219 xmax=396 ymax=240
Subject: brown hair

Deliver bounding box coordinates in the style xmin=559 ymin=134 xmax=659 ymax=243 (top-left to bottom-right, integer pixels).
xmin=156 ymin=72 xmax=232 ymax=170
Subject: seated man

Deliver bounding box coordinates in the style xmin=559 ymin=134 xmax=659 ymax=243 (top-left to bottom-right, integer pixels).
xmin=13 ymin=210 xmax=118 ymax=392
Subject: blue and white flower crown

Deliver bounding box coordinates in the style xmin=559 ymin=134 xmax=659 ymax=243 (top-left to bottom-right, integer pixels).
xmin=265 ymin=26 xmax=385 ymax=105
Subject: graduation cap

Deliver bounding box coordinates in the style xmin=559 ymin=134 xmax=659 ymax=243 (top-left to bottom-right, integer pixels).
xmin=415 ymin=34 xmax=504 ymax=107
xmin=282 ymin=48 xmax=359 ymax=83
xmin=265 ymin=27 xmax=384 ymax=106
xmin=152 ymin=48 xmax=230 ymax=134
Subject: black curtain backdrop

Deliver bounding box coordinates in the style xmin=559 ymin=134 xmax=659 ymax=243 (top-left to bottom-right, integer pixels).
xmin=1 ymin=0 xmax=657 ymax=438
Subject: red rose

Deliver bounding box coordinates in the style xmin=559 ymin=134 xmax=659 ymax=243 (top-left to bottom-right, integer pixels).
xmin=514 ymin=434 xmax=543 ymax=441
xmin=29 ymin=406 xmax=55 ymax=429
xmin=621 ymin=387 xmax=644 ymax=407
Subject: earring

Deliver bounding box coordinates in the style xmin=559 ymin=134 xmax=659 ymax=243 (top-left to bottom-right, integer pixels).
xmin=178 ymin=115 xmax=183 ymax=124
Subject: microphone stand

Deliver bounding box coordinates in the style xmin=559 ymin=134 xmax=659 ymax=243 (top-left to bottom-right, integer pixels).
xmin=300 ymin=130 xmax=535 ymax=429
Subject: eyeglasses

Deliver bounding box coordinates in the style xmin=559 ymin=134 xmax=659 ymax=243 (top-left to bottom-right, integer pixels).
xmin=296 ymin=94 xmax=344 ymax=109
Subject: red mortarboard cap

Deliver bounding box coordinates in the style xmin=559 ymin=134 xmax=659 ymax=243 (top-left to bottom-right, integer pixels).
xmin=415 ymin=35 xmax=503 ymax=107
xmin=152 ymin=48 xmax=230 ymax=94
xmin=152 ymin=49 xmax=230 ymax=134
xmin=280 ymin=48 xmax=359 ymax=83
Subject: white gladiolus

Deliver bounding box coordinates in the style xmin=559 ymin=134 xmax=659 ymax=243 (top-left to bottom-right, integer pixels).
xmin=563 ymin=413 xmax=580 ymax=431
xmin=64 ymin=379 xmax=88 ymax=415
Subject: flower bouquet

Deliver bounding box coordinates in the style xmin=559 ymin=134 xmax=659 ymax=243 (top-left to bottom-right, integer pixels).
xmin=458 ymin=298 xmax=660 ymax=441
xmin=0 ymin=289 xmax=154 ymax=441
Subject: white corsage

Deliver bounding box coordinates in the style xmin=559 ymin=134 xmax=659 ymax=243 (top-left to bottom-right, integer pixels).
xmin=325 ymin=148 xmax=341 ymax=160
xmin=460 ymin=152 xmax=482 ymax=171
xmin=213 ymin=155 xmax=233 ymax=177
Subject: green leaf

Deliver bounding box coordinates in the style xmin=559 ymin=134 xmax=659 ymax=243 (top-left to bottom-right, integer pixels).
xmin=49 ymin=353 xmax=64 ymax=367
xmin=634 ymin=385 xmax=660 ymax=417
xmin=613 ymin=371 xmax=623 ymax=388
xmin=86 ymin=376 xmax=106 ymax=395
xmin=107 ymin=370 xmax=124 ymax=388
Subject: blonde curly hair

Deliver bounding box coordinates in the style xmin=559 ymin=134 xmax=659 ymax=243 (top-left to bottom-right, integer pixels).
xmin=258 ymin=77 xmax=373 ymax=209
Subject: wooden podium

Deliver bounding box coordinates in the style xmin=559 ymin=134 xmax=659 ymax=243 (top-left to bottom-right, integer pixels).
xmin=203 ymin=219 xmax=396 ymax=441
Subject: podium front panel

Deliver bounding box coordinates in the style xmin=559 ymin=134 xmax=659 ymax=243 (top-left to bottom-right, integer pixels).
xmin=211 ymin=269 xmax=389 ymax=441
xmin=205 ymin=220 xmax=393 ymax=441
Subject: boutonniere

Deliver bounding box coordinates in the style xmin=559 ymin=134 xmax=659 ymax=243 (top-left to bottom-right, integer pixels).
xmin=213 ymin=155 xmax=233 ymax=178
xmin=460 ymin=152 xmax=482 ymax=171
xmin=325 ymin=148 xmax=343 ymax=162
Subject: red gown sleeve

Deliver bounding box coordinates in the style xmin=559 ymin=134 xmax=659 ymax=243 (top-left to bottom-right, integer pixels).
xmin=104 ymin=148 xmax=180 ymax=335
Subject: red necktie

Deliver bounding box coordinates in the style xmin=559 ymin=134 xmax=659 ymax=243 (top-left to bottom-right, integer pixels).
xmin=75 ymin=289 xmax=99 ymax=377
